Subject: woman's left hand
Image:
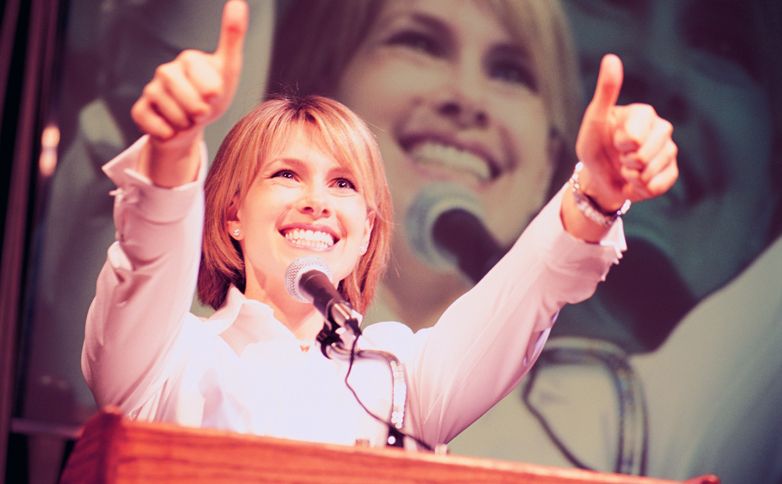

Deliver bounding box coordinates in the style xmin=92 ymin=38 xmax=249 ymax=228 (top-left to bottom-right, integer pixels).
xmin=574 ymin=54 xmax=679 ymax=212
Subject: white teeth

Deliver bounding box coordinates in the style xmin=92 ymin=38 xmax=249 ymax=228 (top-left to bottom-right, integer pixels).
xmin=409 ymin=142 xmax=492 ymax=181
xmin=284 ymin=228 xmax=335 ymax=250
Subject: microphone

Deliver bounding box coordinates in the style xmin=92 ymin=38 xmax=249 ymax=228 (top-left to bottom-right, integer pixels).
xmin=285 ymin=256 xmax=362 ymax=336
xmin=432 ymin=208 xmax=504 ymax=283
xmin=405 ymin=183 xmax=505 ymax=283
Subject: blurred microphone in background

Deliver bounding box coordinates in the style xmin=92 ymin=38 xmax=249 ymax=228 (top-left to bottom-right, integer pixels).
xmin=406 ymin=183 xmax=506 ymax=284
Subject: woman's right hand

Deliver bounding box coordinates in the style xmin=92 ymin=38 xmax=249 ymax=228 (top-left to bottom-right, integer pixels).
xmin=131 ymin=0 xmax=248 ymax=187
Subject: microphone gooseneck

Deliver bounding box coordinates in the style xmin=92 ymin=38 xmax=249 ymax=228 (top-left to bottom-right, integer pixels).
xmin=284 ymin=257 xmax=426 ymax=450
xmin=283 ymin=257 xmax=438 ymax=451
xmin=284 ymin=256 xmax=362 ymax=346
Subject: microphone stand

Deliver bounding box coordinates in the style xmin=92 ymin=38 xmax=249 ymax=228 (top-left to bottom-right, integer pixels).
xmin=317 ymin=321 xmax=408 ymax=448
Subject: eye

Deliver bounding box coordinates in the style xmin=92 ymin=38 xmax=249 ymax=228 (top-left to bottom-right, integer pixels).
xmin=271 ymin=169 xmax=297 ymax=180
xmin=386 ymin=29 xmax=444 ymax=57
xmin=333 ymin=177 xmax=357 ymax=191
xmin=488 ymin=57 xmax=538 ymax=91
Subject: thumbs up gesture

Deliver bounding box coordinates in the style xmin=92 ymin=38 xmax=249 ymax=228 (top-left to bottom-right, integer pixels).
xmin=131 ymin=0 xmax=248 ymax=186
xmin=574 ymin=54 xmax=679 ymax=212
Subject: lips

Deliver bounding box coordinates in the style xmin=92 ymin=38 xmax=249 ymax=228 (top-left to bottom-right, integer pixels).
xmin=280 ymin=226 xmax=338 ymax=251
xmin=400 ymin=134 xmax=501 ymax=183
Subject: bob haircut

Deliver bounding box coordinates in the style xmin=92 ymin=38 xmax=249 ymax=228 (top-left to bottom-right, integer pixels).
xmin=267 ymin=0 xmax=583 ymax=195
xmin=198 ymin=95 xmax=393 ymax=312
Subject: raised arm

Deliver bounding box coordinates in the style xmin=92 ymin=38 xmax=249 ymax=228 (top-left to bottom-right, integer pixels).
xmin=405 ymin=54 xmax=679 ymax=445
xmin=82 ymin=1 xmax=248 ymax=410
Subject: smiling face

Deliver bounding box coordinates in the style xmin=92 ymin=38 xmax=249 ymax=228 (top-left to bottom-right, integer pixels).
xmin=336 ymin=0 xmax=554 ymax=245
xmin=332 ymin=0 xmax=556 ymax=321
xmin=230 ymin=125 xmax=375 ymax=306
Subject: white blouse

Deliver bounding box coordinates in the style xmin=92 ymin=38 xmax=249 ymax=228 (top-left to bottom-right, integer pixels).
xmin=82 ymin=136 xmax=626 ymax=448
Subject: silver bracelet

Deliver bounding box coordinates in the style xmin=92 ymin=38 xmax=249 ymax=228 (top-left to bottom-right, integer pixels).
xmin=568 ymin=162 xmax=631 ymax=228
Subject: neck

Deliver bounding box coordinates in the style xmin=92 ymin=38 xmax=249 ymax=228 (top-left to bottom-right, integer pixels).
xmin=244 ymin=283 xmax=325 ymax=341
xmin=281 ymin=306 xmax=325 ymax=341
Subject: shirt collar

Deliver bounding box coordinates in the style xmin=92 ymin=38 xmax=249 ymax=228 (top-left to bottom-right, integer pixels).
xmin=208 ymin=286 xmax=295 ymax=344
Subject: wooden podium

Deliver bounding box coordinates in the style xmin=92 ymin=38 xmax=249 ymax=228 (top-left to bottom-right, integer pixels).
xmin=60 ymin=408 xmax=719 ymax=483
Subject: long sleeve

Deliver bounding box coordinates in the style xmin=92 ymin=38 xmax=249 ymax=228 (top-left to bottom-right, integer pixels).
xmin=405 ymin=186 xmax=626 ymax=445
xmin=82 ymin=136 xmax=207 ymax=412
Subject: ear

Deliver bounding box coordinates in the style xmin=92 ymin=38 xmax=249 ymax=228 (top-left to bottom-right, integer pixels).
xmin=226 ymin=197 xmax=243 ymax=240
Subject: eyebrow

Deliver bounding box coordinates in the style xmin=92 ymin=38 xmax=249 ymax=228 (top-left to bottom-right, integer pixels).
xmin=404 ymin=12 xmax=451 ymax=35
xmin=267 ymin=157 xmax=305 ymax=169
xmin=379 ymin=7 xmax=531 ymax=60
xmin=377 ymin=9 xmax=453 ymax=43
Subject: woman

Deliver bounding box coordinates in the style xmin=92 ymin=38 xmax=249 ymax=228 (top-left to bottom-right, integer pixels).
xmin=82 ymin=0 xmax=677 ymax=448
xmin=268 ymin=0 xmax=584 ymax=327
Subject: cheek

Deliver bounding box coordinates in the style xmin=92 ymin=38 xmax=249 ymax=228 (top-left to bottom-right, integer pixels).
xmin=336 ymin=51 xmax=441 ymax=127
xmin=239 ymin=191 xmax=290 ymax=234
xmin=343 ymin=201 xmax=372 ymax=240
xmin=337 ymin=54 xmax=434 ymax=237
xmin=495 ymin=95 xmax=552 ymax=185
xmin=483 ymin=100 xmax=554 ymax=244
xmin=495 ymin=92 xmax=548 ymax=141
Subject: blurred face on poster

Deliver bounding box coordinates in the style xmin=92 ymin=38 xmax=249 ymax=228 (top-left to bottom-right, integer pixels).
xmin=268 ymin=0 xmax=581 ymax=325
xmin=336 ymin=0 xmax=552 ymax=242
xmin=318 ymin=0 xmax=578 ymax=325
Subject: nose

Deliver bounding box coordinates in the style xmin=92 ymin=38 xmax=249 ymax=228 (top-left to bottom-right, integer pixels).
xmin=297 ymin=185 xmax=331 ymax=218
xmin=436 ymin=94 xmax=489 ymax=128
xmin=433 ymin=68 xmax=489 ymax=129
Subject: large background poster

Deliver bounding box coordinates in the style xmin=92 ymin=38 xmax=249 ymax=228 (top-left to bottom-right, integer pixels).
xmin=15 ymin=1 xmax=781 ymax=483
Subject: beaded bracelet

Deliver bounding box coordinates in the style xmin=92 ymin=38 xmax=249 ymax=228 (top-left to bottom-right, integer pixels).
xmin=568 ymin=162 xmax=631 ymax=228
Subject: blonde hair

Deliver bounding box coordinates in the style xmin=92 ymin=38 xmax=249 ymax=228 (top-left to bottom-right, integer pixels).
xmin=198 ymin=95 xmax=393 ymax=312
xmin=268 ymin=0 xmax=582 ymax=191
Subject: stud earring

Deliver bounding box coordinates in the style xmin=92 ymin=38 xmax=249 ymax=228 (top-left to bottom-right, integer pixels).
xmin=359 ymin=244 xmax=368 ymax=255
xmin=232 ymin=228 xmax=241 ymax=238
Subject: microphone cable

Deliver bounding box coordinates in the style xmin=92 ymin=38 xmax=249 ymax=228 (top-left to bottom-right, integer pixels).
xmin=338 ymin=333 xmax=435 ymax=451
xmin=288 ymin=258 xmax=434 ymax=450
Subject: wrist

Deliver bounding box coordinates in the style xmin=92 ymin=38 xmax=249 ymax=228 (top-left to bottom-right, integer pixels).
xmin=140 ymin=132 xmax=203 ymax=188
xmin=569 ymin=162 xmax=630 ymax=228
xmin=573 ymin=162 xmax=625 ymax=211
xmin=148 ymin=129 xmax=204 ymax=158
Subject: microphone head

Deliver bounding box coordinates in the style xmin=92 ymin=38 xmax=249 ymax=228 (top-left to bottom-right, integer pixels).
xmin=285 ymin=256 xmax=332 ymax=303
xmin=405 ymin=182 xmax=484 ymax=270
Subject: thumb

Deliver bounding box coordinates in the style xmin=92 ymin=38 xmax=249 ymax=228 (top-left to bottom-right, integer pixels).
xmin=214 ymin=0 xmax=248 ymax=76
xmin=587 ymin=54 xmax=623 ymax=121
